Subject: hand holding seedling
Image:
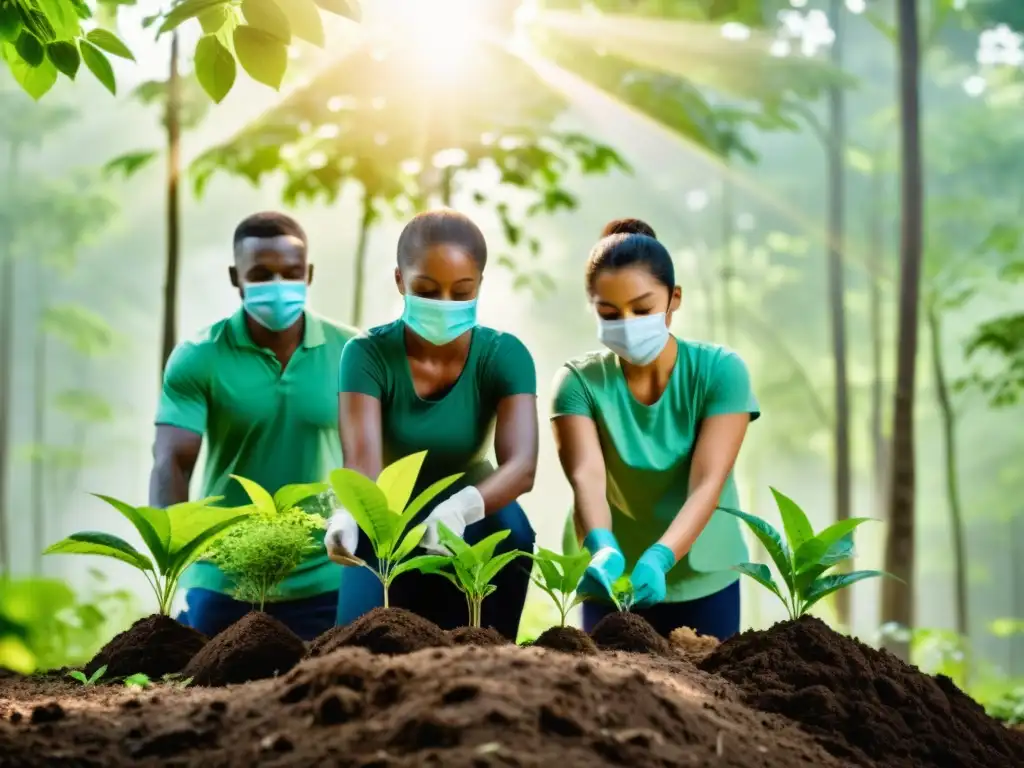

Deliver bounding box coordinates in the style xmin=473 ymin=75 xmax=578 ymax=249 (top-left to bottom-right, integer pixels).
xmin=629 ymin=544 xmax=675 ymax=608
xmin=420 ymin=486 xmax=486 ymax=555
xmin=578 ymin=529 xmax=625 ymax=598
xmin=325 ymin=506 xmax=360 ymax=560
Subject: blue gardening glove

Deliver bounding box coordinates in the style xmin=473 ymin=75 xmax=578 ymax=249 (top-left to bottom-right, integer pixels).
xmin=631 ymin=544 xmax=676 ymax=608
xmin=579 ymin=529 xmax=625 ymax=600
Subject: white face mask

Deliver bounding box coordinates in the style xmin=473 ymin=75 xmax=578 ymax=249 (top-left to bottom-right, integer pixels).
xmin=598 ymin=312 xmax=670 ymax=366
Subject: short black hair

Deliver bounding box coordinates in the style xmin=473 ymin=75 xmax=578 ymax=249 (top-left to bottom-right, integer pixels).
xmin=601 ymin=218 xmax=657 ymax=239
xmin=585 ymin=233 xmax=675 ymax=294
xmin=397 ymin=209 xmax=487 ymax=270
xmin=233 ymin=211 xmax=308 ymax=248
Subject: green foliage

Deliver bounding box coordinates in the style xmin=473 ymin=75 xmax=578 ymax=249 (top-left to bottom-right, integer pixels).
xmin=209 ymin=476 xmax=327 ymax=611
xmin=43 ymin=495 xmax=250 ymax=615
xmin=328 ymin=451 xmax=462 ymax=607
xmin=721 ymin=488 xmax=889 ymax=620
xmin=609 ymin=575 xmax=635 ymax=612
xmin=417 ymin=525 xmax=526 ymax=628
xmin=528 ymin=547 xmax=591 ymax=627
xmin=68 ymin=664 xmax=106 ymax=686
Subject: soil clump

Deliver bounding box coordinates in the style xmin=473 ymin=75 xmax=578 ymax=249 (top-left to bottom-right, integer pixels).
xmin=448 ymin=626 xmax=508 ymax=647
xmin=669 ymin=626 xmax=720 ymax=662
xmin=590 ymin=612 xmax=671 ymax=655
xmin=533 ymin=625 xmax=598 ymax=655
xmin=184 ymin=612 xmax=305 ymax=687
xmin=84 ymin=614 xmax=207 ymax=679
xmin=308 ymin=607 xmax=450 ymax=656
xmin=701 ymin=615 xmax=1024 ymax=768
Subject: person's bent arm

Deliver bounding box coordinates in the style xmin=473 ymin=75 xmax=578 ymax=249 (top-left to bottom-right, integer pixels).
xmin=474 ymin=393 xmax=538 ymax=514
xmin=552 ymin=414 xmax=611 ymax=540
xmin=150 ymin=426 xmax=202 ymax=507
xmin=338 ymin=392 xmax=383 ymax=480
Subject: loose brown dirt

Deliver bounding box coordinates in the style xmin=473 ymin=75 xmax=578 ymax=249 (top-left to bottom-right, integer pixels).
xmin=84 ymin=614 xmax=207 ymax=680
xmin=184 ymin=612 xmax=306 ymax=687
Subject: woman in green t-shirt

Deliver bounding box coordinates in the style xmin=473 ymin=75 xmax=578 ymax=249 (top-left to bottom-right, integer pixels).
xmin=551 ymin=219 xmax=759 ymax=640
xmin=327 ymin=209 xmax=539 ymax=640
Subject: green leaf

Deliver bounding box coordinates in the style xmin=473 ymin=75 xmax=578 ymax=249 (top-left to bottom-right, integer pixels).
xmin=158 ymin=0 xmax=228 ymax=34
xmin=36 ymin=0 xmax=80 ymax=39
xmin=43 ymin=532 xmax=154 ymax=572
xmin=389 ymin=523 xmax=426 ymax=564
xmin=165 ymin=506 xmax=252 ymax=581
xmin=273 ymin=482 xmax=328 ymax=512
xmin=811 ymin=517 xmax=874 ymax=554
xmin=92 ymin=494 xmax=169 ymax=571
xmin=801 ymin=570 xmax=888 ymax=614
xmin=198 ymin=4 xmax=232 ymax=34
xmin=436 ymin=522 xmax=473 ymax=559
xmin=45 ymin=40 xmax=78 ymax=77
xmin=193 ymin=33 xmax=235 ymax=103
xmin=733 ymin=562 xmax=785 ymax=603
xmin=80 ymin=39 xmax=114 ymax=94
xmin=84 ymin=28 xmax=133 ymax=60
xmin=329 ymin=468 xmax=391 ymax=553
xmin=67 ymin=670 xmax=87 ymax=683
xmin=561 ymin=550 xmax=592 ymax=592
xmin=18 ymin=8 xmax=55 ymax=42
xmin=15 ymin=31 xmax=44 ymax=66
xmin=279 ymin=0 xmax=323 ymax=46
xmin=0 ymin=3 xmax=22 ymax=42
xmin=5 ymin=48 xmax=57 ymax=98
xmin=469 ymin=530 xmax=510 ymax=565
xmin=400 ymin=472 xmax=463 ymax=526
xmin=717 ymin=506 xmax=792 ymax=585
xmin=314 ymin=0 xmax=360 ymax=21
xmin=770 ymin=487 xmax=814 ymax=554
xmin=104 ymin=150 xmax=158 ymax=179
xmin=530 ymin=553 xmax=563 ymax=593
xmin=240 ymin=0 xmax=290 ymax=41
xmin=233 ymin=24 xmax=286 ymax=89
xmin=229 ymin=475 xmax=276 ymax=515
xmin=89 ymin=664 xmax=107 ymax=683
xmin=377 ymin=451 xmax=426 ymax=515
xmin=478 ymin=550 xmax=523 ymax=586
xmin=391 ymin=553 xmax=452 ymax=581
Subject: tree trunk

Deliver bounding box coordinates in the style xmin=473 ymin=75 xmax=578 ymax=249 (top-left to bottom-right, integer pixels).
xmin=867 ymin=156 xmax=888 ymax=518
xmin=31 ymin=281 xmax=48 ymax=573
xmin=881 ymin=0 xmax=924 ymax=662
xmin=0 ymin=142 xmax=21 ymax=574
xmin=350 ymin=196 xmax=374 ymax=327
xmin=827 ymin=0 xmax=852 ymax=628
xmin=720 ymin=175 xmax=735 ymax=345
xmin=161 ymin=32 xmax=182 ymax=376
xmin=925 ymin=301 xmax=969 ymax=648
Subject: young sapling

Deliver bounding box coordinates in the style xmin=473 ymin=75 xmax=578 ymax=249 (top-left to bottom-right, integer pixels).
xmin=528 ymin=548 xmax=592 ymax=627
xmin=68 ymin=665 xmax=106 ymax=686
xmin=609 ymin=575 xmax=636 ymax=613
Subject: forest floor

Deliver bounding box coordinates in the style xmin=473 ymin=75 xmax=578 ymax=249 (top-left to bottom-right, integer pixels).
xmin=1 ymin=609 xmax=1022 ymax=768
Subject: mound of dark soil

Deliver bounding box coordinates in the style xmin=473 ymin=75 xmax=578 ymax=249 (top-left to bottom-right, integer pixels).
xmin=183 ymin=612 xmax=305 ymax=687
xmin=448 ymin=626 xmax=508 ymax=647
xmin=701 ymin=615 xmax=1024 ymax=768
xmin=309 ymin=607 xmax=450 ymax=656
xmin=590 ymin=612 xmax=670 ymax=655
xmin=84 ymin=614 xmax=207 ymax=679
xmin=533 ymin=625 xmax=598 ymax=655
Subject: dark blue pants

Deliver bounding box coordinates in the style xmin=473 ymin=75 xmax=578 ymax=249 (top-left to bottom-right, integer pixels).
xmin=582 ymin=579 xmax=741 ymax=641
xmin=176 ymin=588 xmax=338 ymax=642
xmin=336 ymin=501 xmax=535 ymax=641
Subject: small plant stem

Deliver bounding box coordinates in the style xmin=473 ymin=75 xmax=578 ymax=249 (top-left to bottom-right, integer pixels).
xmin=471 ymin=597 xmax=482 ymax=628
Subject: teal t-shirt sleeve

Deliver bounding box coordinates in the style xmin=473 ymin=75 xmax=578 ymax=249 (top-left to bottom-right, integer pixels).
xmin=550 ymin=365 xmax=596 ymax=419
xmin=703 ymin=351 xmax=761 ymax=421
xmin=487 ymin=333 xmax=537 ymax=398
xmin=338 ymin=336 xmax=387 ymax=399
xmin=155 ymin=342 xmax=208 ymax=434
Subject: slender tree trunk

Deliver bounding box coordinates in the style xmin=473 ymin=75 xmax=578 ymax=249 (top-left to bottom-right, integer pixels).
xmin=827 ymin=0 xmax=852 ymax=628
xmin=161 ymin=32 xmax=182 ymax=376
xmin=881 ymin=0 xmax=924 ymax=662
xmin=350 ymin=195 xmax=374 ymax=327
xmin=0 ymin=141 xmax=21 ymax=574
xmin=720 ymin=175 xmax=735 ymax=345
xmin=925 ymin=301 xmax=969 ymax=645
xmin=31 ymin=286 xmax=48 ymax=573
xmin=867 ymin=158 xmax=888 ymax=518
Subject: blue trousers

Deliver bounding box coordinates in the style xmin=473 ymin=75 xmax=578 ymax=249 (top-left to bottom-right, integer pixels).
xmin=176 ymin=588 xmax=338 ymax=642
xmin=582 ymin=579 xmax=741 ymax=641
xmin=336 ymin=501 xmax=535 ymax=641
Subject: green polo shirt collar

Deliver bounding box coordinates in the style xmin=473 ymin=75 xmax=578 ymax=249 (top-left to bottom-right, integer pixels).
xmin=226 ymin=308 xmax=326 ymax=350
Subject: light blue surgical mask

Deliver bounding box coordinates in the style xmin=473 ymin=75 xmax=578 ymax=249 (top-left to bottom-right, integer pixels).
xmin=402 ymin=294 xmax=478 ymax=346
xmin=598 ymin=312 xmax=670 ymax=366
xmin=242 ymin=279 xmax=307 ymax=332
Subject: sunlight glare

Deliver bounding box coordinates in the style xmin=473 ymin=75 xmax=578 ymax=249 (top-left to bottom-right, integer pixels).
xmin=389 ymin=0 xmax=483 ymax=76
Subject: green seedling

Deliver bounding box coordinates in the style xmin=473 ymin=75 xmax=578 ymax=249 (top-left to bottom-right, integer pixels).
xmin=528 ymin=548 xmax=592 ymax=627
xmin=44 ymin=495 xmax=251 ymax=615
xmin=210 ymin=478 xmax=328 ymax=610
xmin=720 ymin=488 xmax=891 ymax=620
xmin=421 ymin=524 xmax=525 ymax=628
xmin=329 ymin=451 xmax=463 ymax=608
xmin=609 ymin=575 xmax=635 ymax=612
xmin=123 ymin=673 xmax=151 ymax=689
xmin=162 ymin=673 xmax=193 ymax=689
xmin=68 ymin=665 xmax=106 ymax=686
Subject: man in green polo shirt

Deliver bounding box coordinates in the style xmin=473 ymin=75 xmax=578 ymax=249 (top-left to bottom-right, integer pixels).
xmin=150 ymin=211 xmax=358 ymax=640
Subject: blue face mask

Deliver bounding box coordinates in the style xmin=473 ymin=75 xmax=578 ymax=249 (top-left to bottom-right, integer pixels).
xmin=598 ymin=312 xmax=670 ymax=366
xmin=242 ymin=280 xmax=307 ymax=332
xmin=402 ymin=294 xmax=478 ymax=346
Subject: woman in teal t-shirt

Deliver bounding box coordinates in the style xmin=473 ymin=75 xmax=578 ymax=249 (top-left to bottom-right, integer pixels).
xmin=327 ymin=209 xmax=538 ymax=640
xmin=551 ymin=219 xmax=759 ymax=640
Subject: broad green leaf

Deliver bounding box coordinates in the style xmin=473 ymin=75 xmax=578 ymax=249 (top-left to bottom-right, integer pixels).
xmin=0 ymin=4 xmax=21 ymax=42
xmin=794 ymin=531 xmax=855 ymax=577
xmin=166 ymin=512 xmax=252 ymax=580
xmin=377 ymin=451 xmax=426 ymax=515
xmin=84 ymin=28 xmax=133 ymax=60
xmin=478 ymin=550 xmax=524 ymax=586
xmin=80 ymin=39 xmax=114 ymax=94
xmin=104 ymin=150 xmax=158 ymax=179
xmin=230 ymin=475 xmax=276 ymax=514
xmin=17 ymin=8 xmax=55 ymax=43
xmin=159 ymin=0 xmax=229 ymax=34
xmin=36 ymin=0 xmax=80 ymax=39
xmin=801 ymin=570 xmax=888 ymax=613
xmin=198 ymin=4 xmax=232 ymax=34
xmin=92 ymin=494 xmax=169 ymax=571
xmin=561 ymin=549 xmax=592 ymax=592
xmin=0 ymin=637 xmax=36 ymax=675
xmin=437 ymin=522 xmax=473 ymax=559
xmin=44 ymin=532 xmax=154 ymax=572
xmin=240 ymin=0 xmax=290 ymax=41
xmin=15 ymin=31 xmax=45 ymax=66
xmin=811 ymin=517 xmax=874 ymax=554
xmin=9 ymin=51 xmax=59 ymax=100
xmin=770 ymin=487 xmax=813 ymax=553
xmin=451 ymin=557 xmax=475 ymax=593
xmin=68 ymin=670 xmax=87 ymax=683
xmin=394 ymin=554 xmax=457 ymax=584
xmin=400 ymin=472 xmax=463 ymax=526
xmin=45 ymin=40 xmax=79 ymax=78
xmin=717 ymin=506 xmax=792 ymax=585
xmin=469 ymin=530 xmax=510 ymax=565
xmin=389 ymin=523 xmax=426 ymax=564
xmin=280 ymin=0 xmax=324 ymax=46
xmin=273 ymin=482 xmax=328 ymax=512
xmin=329 ymin=469 xmax=391 ymax=552
xmin=164 ymin=500 xmax=248 ymax=560
xmin=530 ymin=553 xmax=563 ymax=593
xmin=314 ymin=0 xmax=360 ymax=21
xmin=733 ymin=562 xmax=785 ymax=602
xmin=233 ymin=25 xmax=286 ymax=89
xmin=193 ymin=33 xmax=235 ymax=103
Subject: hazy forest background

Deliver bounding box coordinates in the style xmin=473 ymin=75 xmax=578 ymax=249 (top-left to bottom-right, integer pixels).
xmin=2 ymin=0 xmax=1023 ymax=709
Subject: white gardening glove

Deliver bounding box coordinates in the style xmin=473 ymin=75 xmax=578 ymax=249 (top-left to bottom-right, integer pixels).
xmin=420 ymin=486 xmax=486 ymax=555
xmin=324 ymin=507 xmax=360 ymax=562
